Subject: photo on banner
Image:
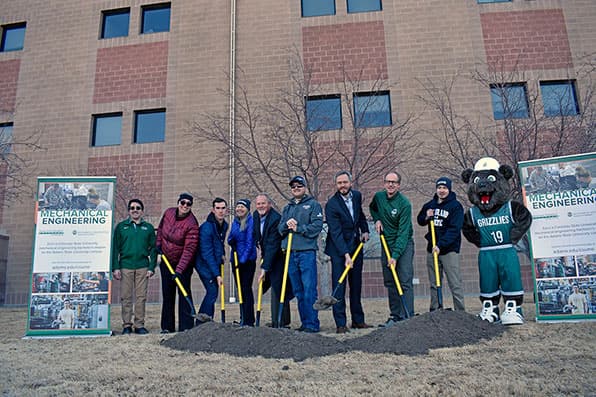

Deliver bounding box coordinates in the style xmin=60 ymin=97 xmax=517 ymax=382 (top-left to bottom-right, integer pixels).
xmin=518 ymin=153 xmax=596 ymax=322
xmin=26 ymin=176 xmax=116 ymax=337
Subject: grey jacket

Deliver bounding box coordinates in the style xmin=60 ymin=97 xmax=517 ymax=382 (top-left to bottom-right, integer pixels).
xmin=278 ymin=194 xmax=324 ymax=251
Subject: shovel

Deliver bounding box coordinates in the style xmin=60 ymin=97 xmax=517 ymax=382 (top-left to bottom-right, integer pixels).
xmin=220 ymin=263 xmax=225 ymax=323
xmin=162 ymin=254 xmax=212 ymax=323
xmin=232 ymin=250 xmax=244 ymax=325
xmin=313 ymin=242 xmax=364 ymax=311
xmin=380 ymin=233 xmax=410 ymax=319
xmin=256 ymin=278 xmax=263 ymax=327
xmin=277 ymin=232 xmax=293 ymax=328
xmin=429 ymin=220 xmax=443 ymax=309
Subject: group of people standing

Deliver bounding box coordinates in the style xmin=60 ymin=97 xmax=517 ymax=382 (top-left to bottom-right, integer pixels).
xmin=111 ymin=170 xmax=468 ymax=335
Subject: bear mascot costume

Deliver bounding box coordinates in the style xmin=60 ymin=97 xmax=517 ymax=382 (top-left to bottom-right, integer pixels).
xmin=461 ymin=157 xmax=532 ymax=325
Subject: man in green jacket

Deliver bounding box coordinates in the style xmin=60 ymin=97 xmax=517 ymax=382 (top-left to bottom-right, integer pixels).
xmin=112 ymin=199 xmax=157 ymax=335
xmin=370 ymin=171 xmax=415 ymax=326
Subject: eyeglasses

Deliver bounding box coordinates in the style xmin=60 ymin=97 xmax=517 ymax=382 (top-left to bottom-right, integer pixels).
xmin=291 ymin=185 xmax=304 ymax=190
xmin=179 ymin=200 xmax=193 ymax=207
xmin=129 ymin=206 xmax=142 ymax=211
xmin=384 ymin=180 xmax=400 ymax=185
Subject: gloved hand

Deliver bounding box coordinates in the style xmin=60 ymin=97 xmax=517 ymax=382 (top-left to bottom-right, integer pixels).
xmin=171 ymin=272 xmax=183 ymax=281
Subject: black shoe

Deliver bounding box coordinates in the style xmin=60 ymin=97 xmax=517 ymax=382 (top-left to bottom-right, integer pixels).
xmin=336 ymin=326 xmax=349 ymax=334
xmin=303 ymin=328 xmax=319 ymax=333
xmin=122 ymin=326 xmax=133 ymax=335
xmin=134 ymin=327 xmax=149 ymax=335
xmin=296 ymin=325 xmax=306 ymax=332
xmin=160 ymin=329 xmax=170 ymax=334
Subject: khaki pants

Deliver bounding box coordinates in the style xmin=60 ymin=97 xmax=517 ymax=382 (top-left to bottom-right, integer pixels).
xmin=426 ymin=252 xmax=465 ymax=311
xmin=121 ymin=268 xmax=148 ymax=328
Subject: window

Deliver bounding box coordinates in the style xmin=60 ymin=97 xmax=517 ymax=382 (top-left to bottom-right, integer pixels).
xmin=101 ymin=8 xmax=130 ymax=39
xmin=134 ymin=109 xmax=165 ymax=143
xmin=490 ymin=84 xmax=529 ymax=120
xmin=1 ymin=22 xmax=26 ymax=52
xmin=302 ymin=0 xmax=335 ymax=17
xmin=354 ymin=92 xmax=392 ymax=128
xmin=347 ymin=0 xmax=382 ymax=13
xmin=540 ymin=81 xmax=579 ymax=117
xmin=0 ymin=123 xmax=13 ymax=155
xmin=141 ymin=3 xmax=171 ymax=34
xmin=477 ymin=0 xmax=511 ymax=3
xmin=92 ymin=114 xmax=122 ymax=147
xmin=306 ymin=96 xmax=342 ymax=132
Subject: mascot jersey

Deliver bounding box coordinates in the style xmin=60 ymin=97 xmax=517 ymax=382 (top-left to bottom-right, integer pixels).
xmin=469 ymin=202 xmax=523 ymax=298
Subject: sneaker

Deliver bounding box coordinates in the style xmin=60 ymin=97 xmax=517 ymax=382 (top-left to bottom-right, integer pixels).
xmin=501 ymin=300 xmax=524 ymax=325
xmin=134 ymin=327 xmax=149 ymax=335
xmin=478 ymin=300 xmax=500 ymax=323
xmin=122 ymin=326 xmax=133 ymax=335
xmin=378 ymin=318 xmax=398 ymax=328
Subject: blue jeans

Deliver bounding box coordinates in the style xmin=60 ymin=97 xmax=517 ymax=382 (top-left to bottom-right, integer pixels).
xmin=381 ymin=239 xmax=414 ymax=320
xmin=198 ymin=272 xmax=219 ymax=318
xmin=288 ymin=250 xmax=319 ymax=331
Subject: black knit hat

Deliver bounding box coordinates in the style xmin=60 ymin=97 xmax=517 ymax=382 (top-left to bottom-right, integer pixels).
xmin=236 ymin=199 xmax=251 ymax=210
xmin=436 ymin=177 xmax=452 ymax=191
xmin=178 ymin=192 xmax=194 ymax=205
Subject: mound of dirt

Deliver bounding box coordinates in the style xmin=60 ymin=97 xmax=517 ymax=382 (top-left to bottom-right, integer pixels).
xmin=349 ymin=310 xmax=505 ymax=355
xmin=162 ymin=310 xmax=505 ymax=361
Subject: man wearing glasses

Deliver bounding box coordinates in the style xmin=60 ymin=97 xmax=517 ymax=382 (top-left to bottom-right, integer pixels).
xmin=111 ymin=199 xmax=157 ymax=335
xmin=278 ymin=176 xmax=324 ymax=333
xmin=370 ymin=172 xmax=415 ymax=326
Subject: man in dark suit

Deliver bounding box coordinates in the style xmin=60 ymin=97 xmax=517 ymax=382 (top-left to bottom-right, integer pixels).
xmin=254 ymin=193 xmax=292 ymax=328
xmin=325 ymin=171 xmax=371 ymax=333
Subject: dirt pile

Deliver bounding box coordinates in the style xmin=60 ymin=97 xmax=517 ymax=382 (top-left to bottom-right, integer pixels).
xmin=162 ymin=310 xmax=505 ymax=361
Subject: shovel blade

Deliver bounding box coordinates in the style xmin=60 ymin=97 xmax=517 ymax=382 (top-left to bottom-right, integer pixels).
xmin=313 ymin=295 xmax=339 ymax=311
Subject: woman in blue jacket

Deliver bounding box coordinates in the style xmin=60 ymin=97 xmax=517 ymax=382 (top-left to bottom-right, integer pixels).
xmin=228 ymin=199 xmax=257 ymax=325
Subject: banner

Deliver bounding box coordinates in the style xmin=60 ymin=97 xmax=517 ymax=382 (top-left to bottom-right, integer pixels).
xmin=26 ymin=177 xmax=116 ymax=337
xmin=519 ymin=153 xmax=596 ymax=322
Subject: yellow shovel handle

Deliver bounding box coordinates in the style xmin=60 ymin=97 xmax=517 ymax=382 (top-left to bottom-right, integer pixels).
xmin=220 ymin=263 xmax=225 ymax=311
xmin=162 ymin=255 xmax=189 ymax=297
xmin=429 ymin=220 xmax=441 ymax=288
xmin=380 ymin=234 xmax=404 ymax=296
xmin=257 ymin=279 xmax=263 ymax=311
xmin=338 ymin=242 xmax=364 ymax=284
xmin=233 ymin=251 xmax=243 ymax=304
xmin=280 ymin=232 xmax=293 ymax=303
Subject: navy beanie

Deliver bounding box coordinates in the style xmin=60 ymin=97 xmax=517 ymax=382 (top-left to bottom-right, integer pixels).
xmin=236 ymin=199 xmax=251 ymax=210
xmin=436 ymin=177 xmax=452 ymax=191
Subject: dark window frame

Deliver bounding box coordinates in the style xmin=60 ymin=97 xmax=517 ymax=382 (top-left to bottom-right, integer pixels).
xmin=100 ymin=8 xmax=130 ymax=39
xmin=490 ymin=83 xmax=530 ymax=120
xmin=91 ymin=113 xmax=123 ymax=147
xmin=141 ymin=2 xmax=171 ymax=34
xmin=353 ymin=91 xmax=392 ymax=128
xmin=305 ymin=95 xmax=342 ymax=132
xmin=347 ymin=0 xmax=382 ymax=14
xmin=134 ymin=108 xmax=166 ymax=144
xmin=0 ymin=122 xmax=14 ymax=155
xmin=0 ymin=22 xmax=27 ymax=52
xmin=539 ymin=80 xmax=580 ymax=117
xmin=301 ymin=0 xmax=336 ymax=17
xmin=477 ymin=0 xmax=512 ymax=3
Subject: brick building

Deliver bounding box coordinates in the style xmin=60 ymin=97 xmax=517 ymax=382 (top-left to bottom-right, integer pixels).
xmin=1 ymin=0 xmax=594 ymax=305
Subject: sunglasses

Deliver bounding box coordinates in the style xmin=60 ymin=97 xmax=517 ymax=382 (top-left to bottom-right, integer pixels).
xmin=291 ymin=185 xmax=304 ymax=189
xmin=129 ymin=206 xmax=143 ymax=211
xmin=179 ymin=200 xmax=193 ymax=207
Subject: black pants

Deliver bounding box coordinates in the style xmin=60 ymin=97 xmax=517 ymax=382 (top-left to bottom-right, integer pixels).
xmin=231 ymin=260 xmax=256 ymax=326
xmin=159 ymin=264 xmax=194 ymax=332
xmin=330 ymin=251 xmax=365 ymax=327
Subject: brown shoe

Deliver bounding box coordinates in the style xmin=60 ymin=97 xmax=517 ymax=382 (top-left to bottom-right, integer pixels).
xmin=336 ymin=326 xmax=349 ymax=334
xmin=351 ymin=322 xmax=373 ymax=329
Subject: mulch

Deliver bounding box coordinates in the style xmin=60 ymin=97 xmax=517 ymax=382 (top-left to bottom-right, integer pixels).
xmin=162 ymin=310 xmax=505 ymax=361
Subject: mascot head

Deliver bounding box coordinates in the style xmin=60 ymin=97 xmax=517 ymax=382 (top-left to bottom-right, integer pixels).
xmin=461 ymin=157 xmax=514 ymax=213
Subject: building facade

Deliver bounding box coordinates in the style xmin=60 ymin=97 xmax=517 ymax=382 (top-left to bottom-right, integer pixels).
xmin=1 ymin=0 xmax=594 ymax=304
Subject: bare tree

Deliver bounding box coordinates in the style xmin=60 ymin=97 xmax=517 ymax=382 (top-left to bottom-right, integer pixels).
xmin=0 ymin=119 xmax=44 ymax=205
xmin=416 ymin=56 xmax=596 ymax=198
xmin=189 ymin=50 xmax=420 ymax=204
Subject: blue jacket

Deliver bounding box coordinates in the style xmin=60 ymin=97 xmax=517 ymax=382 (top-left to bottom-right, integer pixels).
xmin=278 ymin=194 xmax=324 ymax=251
xmin=228 ymin=214 xmax=257 ymax=264
xmin=416 ymin=191 xmax=464 ymax=254
xmin=195 ymin=212 xmax=228 ymax=280
xmin=324 ymin=190 xmax=369 ymax=257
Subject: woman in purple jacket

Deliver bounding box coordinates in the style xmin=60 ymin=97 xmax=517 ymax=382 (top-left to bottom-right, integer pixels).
xmin=156 ymin=193 xmax=199 ymax=332
xmin=228 ymin=199 xmax=257 ymax=326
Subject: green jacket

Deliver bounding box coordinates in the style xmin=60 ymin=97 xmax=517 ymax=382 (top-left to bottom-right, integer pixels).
xmin=111 ymin=218 xmax=157 ymax=271
xmin=369 ymin=190 xmax=413 ymax=260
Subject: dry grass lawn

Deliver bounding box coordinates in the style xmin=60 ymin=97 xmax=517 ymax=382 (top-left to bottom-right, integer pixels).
xmin=1 ymin=297 xmax=594 ymax=396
